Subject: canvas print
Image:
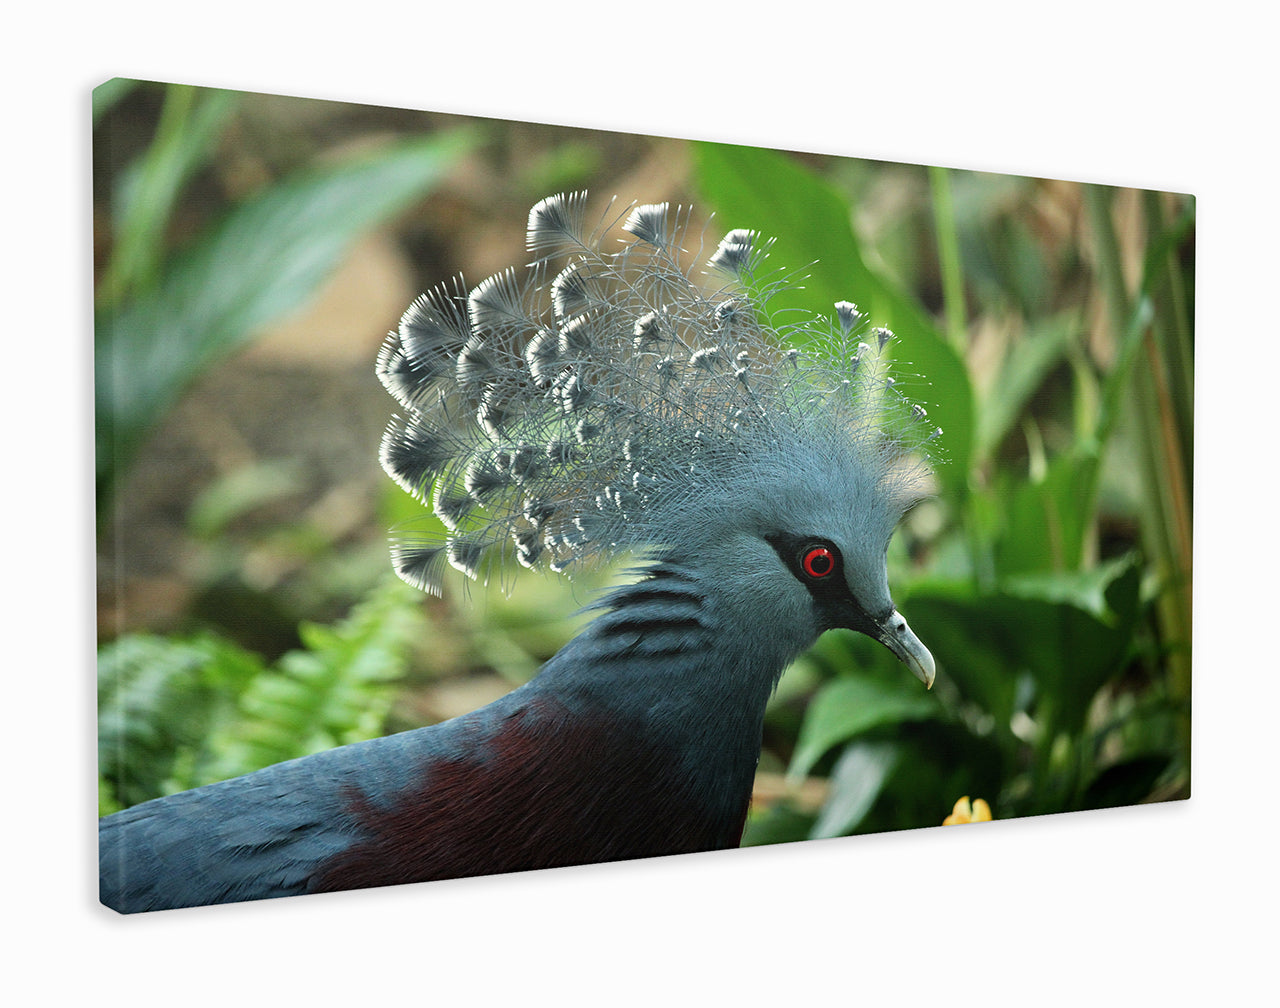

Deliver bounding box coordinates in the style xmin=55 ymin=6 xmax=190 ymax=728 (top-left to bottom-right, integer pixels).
xmin=95 ymin=80 xmax=1193 ymax=913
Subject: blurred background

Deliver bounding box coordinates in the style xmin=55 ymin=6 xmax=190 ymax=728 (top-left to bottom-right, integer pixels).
xmin=94 ymin=79 xmax=1192 ymax=844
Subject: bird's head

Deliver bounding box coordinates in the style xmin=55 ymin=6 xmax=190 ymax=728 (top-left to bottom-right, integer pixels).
xmin=378 ymin=192 xmax=938 ymax=687
xmin=643 ymin=416 xmax=935 ymax=687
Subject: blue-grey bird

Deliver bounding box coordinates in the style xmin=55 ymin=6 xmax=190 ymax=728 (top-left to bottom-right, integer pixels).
xmin=98 ymin=192 xmax=937 ymax=913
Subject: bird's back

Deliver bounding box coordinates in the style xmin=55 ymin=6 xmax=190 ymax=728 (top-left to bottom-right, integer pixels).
xmin=99 ymin=635 xmax=756 ymax=913
xmin=100 ymin=724 xmax=432 ymax=912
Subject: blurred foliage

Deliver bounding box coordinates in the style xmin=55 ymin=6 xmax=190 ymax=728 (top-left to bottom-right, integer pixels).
xmin=93 ymin=79 xmax=473 ymax=507
xmin=96 ymin=86 xmax=1191 ymax=847
xmin=99 ymin=577 xmax=424 ymax=814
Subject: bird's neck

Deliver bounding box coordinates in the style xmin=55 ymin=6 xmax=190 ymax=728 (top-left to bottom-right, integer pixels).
xmin=533 ymin=560 xmax=810 ymax=774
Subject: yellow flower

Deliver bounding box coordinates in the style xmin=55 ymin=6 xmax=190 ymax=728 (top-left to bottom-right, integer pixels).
xmin=943 ymin=796 xmax=992 ymax=825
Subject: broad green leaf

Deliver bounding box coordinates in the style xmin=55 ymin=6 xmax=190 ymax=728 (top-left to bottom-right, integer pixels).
xmin=809 ymin=740 xmax=900 ymax=839
xmin=899 ymin=580 xmax=1021 ymax=731
xmin=999 ymin=562 xmax=1140 ymax=736
xmin=988 ymin=449 xmax=1097 ymax=575
xmin=1001 ymin=553 xmax=1141 ymax=621
xmin=694 ymin=142 xmax=974 ymax=490
xmin=96 ymin=129 xmax=475 ymax=504
xmin=907 ymin=560 xmax=1140 ymax=742
xmin=789 ymin=676 xmax=939 ymax=782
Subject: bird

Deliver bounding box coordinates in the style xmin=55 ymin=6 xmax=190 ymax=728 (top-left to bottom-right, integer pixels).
xmin=98 ymin=191 xmax=938 ymax=913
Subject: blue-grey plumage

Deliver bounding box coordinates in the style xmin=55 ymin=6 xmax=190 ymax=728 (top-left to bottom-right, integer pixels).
xmin=97 ymin=574 xmax=789 ymax=913
xmin=99 ymin=192 xmax=937 ymax=913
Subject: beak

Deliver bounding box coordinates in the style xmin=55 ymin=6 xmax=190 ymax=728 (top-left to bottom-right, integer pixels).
xmin=876 ymin=610 xmax=936 ymax=690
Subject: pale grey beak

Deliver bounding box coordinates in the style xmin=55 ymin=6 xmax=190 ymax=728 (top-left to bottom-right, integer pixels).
xmin=877 ymin=610 xmax=936 ymax=690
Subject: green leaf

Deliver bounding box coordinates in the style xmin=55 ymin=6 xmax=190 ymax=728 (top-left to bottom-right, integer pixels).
xmin=694 ymin=142 xmax=974 ymax=490
xmin=99 ymin=577 xmax=425 ymax=812
xmin=1001 ymin=553 xmax=1142 ymax=621
xmin=740 ymin=803 xmax=817 ymax=848
xmin=96 ymin=129 xmax=475 ymax=505
xmin=988 ymin=449 xmax=1098 ymax=575
xmin=98 ymin=632 xmax=267 ymax=811
xmin=199 ymin=577 xmax=422 ymax=782
xmin=846 ymin=723 xmax=1006 ymax=834
xmin=97 ymin=83 xmax=240 ymax=307
xmin=899 ymin=580 xmax=1021 ymax=731
xmin=907 ymin=560 xmax=1141 ymax=741
xmin=789 ymin=675 xmax=939 ymax=782
xmin=809 ymin=740 xmax=900 ymax=839
xmin=187 ymin=459 xmax=305 ymax=539
xmin=974 ymin=311 xmax=1079 ymax=462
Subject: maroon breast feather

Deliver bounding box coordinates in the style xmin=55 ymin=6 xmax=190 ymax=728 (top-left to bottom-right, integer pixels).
xmin=313 ymin=696 xmax=748 ymax=894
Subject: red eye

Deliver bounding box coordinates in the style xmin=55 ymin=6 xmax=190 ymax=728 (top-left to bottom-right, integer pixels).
xmin=802 ymin=545 xmax=836 ymax=579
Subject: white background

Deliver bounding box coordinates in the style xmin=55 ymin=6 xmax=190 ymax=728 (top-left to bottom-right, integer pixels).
xmin=8 ymin=3 xmax=1274 ymax=1003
